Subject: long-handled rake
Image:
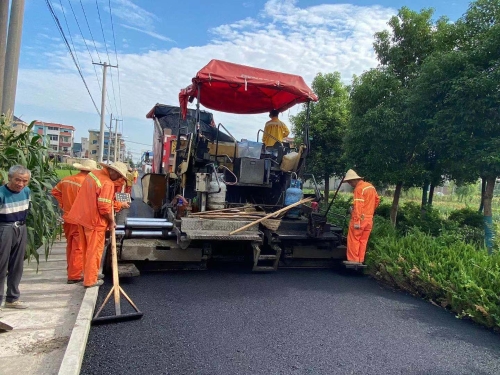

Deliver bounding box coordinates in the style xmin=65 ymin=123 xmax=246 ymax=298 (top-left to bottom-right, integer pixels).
xmin=91 ymin=223 xmax=143 ymax=325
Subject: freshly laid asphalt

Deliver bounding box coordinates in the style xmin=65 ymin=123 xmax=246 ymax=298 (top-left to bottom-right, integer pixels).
xmin=81 ymin=181 xmax=500 ymax=375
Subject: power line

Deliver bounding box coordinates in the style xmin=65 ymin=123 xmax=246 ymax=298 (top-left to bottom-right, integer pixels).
xmin=108 ymin=0 xmax=124 ymax=124
xmin=66 ymin=0 xmax=110 ymax=114
xmin=58 ymin=0 xmax=82 ymax=71
xmin=45 ymin=0 xmax=100 ymax=116
xmin=79 ymin=0 xmax=101 ymax=62
xmin=95 ymin=0 xmax=119 ymax=116
xmin=124 ymin=140 xmax=153 ymax=147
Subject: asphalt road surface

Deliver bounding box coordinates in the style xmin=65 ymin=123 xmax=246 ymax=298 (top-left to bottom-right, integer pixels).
xmin=81 ymin=180 xmax=500 ymax=375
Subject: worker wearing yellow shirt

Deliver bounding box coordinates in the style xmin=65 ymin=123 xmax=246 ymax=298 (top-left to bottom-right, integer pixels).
xmin=262 ymin=109 xmax=290 ymax=147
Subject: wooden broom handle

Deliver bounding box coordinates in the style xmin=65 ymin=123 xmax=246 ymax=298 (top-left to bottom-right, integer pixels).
xmin=229 ymin=197 xmax=314 ymax=235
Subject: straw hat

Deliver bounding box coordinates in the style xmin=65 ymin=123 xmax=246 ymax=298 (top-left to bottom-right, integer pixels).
xmin=343 ymin=169 xmax=363 ymax=182
xmin=73 ymin=159 xmax=97 ymax=171
xmin=99 ymin=161 xmax=128 ymax=179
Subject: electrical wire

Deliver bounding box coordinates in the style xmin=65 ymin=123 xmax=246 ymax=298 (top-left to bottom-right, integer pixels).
xmin=45 ymin=0 xmax=100 ymax=116
xmin=108 ymin=0 xmax=124 ymax=125
xmin=79 ymin=0 xmax=101 ymax=62
xmin=58 ymin=0 xmax=82 ymax=71
xmin=66 ymin=0 xmax=110 ymax=114
xmin=95 ymin=0 xmax=119 ymax=116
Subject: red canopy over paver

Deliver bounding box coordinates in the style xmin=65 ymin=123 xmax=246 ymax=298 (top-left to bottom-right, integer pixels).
xmin=179 ymin=59 xmax=318 ymax=119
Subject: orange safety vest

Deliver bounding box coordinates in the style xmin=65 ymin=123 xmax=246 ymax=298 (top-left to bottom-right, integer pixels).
xmin=51 ymin=172 xmax=88 ymax=220
xmin=65 ymin=169 xmax=115 ymax=230
xmin=351 ymin=181 xmax=380 ymax=226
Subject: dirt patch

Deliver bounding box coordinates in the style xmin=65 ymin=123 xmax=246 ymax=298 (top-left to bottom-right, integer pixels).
xmin=20 ymin=336 xmax=69 ymax=355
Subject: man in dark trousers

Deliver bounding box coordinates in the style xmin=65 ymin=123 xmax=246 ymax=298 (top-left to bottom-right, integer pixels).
xmin=0 ymin=165 xmax=31 ymax=311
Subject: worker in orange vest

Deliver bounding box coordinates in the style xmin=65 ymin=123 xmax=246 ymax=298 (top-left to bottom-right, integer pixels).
xmin=51 ymin=159 xmax=97 ymax=284
xmin=343 ymin=169 xmax=380 ymax=265
xmin=65 ymin=161 xmax=128 ymax=288
xmin=132 ymin=168 xmax=139 ymax=184
xmin=125 ymin=167 xmax=134 ymax=195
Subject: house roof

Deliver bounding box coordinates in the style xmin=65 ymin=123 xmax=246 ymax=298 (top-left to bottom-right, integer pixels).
xmin=13 ymin=115 xmax=27 ymax=124
xmin=34 ymin=121 xmax=76 ymax=131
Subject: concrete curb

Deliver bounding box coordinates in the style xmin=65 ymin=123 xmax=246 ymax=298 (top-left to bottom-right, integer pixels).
xmin=57 ymin=285 xmax=100 ymax=375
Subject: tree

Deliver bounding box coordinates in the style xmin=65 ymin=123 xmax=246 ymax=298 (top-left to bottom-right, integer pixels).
xmin=346 ymin=68 xmax=426 ymax=225
xmin=373 ymin=7 xmax=455 ymax=210
xmin=345 ymin=7 xmax=450 ymax=226
xmin=410 ymin=0 xmax=500 ymax=252
xmin=0 ymin=115 xmax=60 ymax=263
xmin=290 ymin=72 xmax=350 ymax=199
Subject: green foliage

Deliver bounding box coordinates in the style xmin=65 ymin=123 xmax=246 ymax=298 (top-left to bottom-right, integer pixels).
xmin=290 ymin=72 xmax=350 ymax=196
xmin=448 ymin=208 xmax=484 ymax=229
xmin=0 ymin=116 xmax=60 ymax=263
xmin=366 ymin=228 xmax=500 ymax=330
xmin=324 ymin=193 xmax=352 ymax=232
xmin=455 ymin=184 xmax=476 ymax=204
xmin=56 ymin=163 xmax=78 ymax=171
xmin=398 ymin=202 xmax=445 ymax=236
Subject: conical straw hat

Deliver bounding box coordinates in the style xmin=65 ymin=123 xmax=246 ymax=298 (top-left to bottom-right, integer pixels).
xmin=343 ymin=169 xmax=363 ymax=181
xmin=99 ymin=161 xmax=128 ymax=179
xmin=73 ymin=159 xmax=97 ymax=171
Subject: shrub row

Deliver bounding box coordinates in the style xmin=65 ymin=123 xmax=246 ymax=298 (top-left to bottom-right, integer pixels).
xmin=367 ymin=217 xmax=500 ymax=330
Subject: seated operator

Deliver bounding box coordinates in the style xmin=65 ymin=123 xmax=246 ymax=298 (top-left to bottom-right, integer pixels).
xmin=262 ymin=109 xmax=290 ymax=148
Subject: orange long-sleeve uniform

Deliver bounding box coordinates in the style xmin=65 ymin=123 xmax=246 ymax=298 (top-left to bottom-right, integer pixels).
xmin=66 ymin=169 xmax=115 ymax=287
xmin=347 ymin=181 xmax=380 ymax=263
xmin=51 ymin=171 xmax=88 ymax=281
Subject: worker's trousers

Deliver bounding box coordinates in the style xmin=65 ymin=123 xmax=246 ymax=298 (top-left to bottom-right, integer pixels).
xmin=78 ymin=225 xmax=106 ymax=287
xmin=64 ymin=223 xmax=83 ymax=281
xmin=347 ymin=220 xmax=373 ymax=263
xmin=0 ymin=223 xmax=27 ymax=303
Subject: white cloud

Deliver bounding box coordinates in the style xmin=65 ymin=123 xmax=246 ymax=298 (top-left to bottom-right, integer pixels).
xmin=109 ymin=0 xmax=159 ymax=30
xmin=120 ymin=24 xmax=174 ymax=43
xmin=16 ymin=0 xmax=396 ymax=157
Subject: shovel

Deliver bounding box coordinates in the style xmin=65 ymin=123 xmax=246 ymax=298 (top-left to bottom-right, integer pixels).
xmin=91 ymin=217 xmax=143 ymax=325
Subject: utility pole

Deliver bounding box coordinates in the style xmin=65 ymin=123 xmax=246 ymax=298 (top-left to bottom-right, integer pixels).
xmin=107 ymin=113 xmax=113 ymax=163
xmin=93 ymin=62 xmax=117 ymax=163
xmin=114 ymin=118 xmax=122 ymax=162
xmin=0 ymin=0 xmax=9 ymax=112
xmin=1 ymin=0 xmax=26 ymax=116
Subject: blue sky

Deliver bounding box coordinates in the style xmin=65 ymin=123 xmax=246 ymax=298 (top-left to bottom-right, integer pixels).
xmin=15 ymin=0 xmax=471 ymax=161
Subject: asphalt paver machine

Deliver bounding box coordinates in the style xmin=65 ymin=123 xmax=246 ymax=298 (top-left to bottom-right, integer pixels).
xmin=118 ymin=60 xmax=347 ymax=271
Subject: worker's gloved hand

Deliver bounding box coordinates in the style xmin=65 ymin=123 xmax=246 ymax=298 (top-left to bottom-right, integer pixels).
xmin=353 ymin=224 xmax=360 ymax=230
xmin=348 ymin=206 xmax=353 ymax=214
xmin=122 ymin=202 xmax=130 ymax=209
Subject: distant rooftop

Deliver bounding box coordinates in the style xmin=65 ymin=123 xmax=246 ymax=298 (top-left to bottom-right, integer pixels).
xmin=34 ymin=120 xmax=76 ymax=131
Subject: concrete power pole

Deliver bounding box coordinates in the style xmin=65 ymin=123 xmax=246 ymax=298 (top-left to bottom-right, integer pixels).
xmin=1 ymin=0 xmax=26 ymax=116
xmin=0 ymin=0 xmax=10 ymax=113
xmin=93 ymin=62 xmax=117 ymax=163
xmin=114 ymin=118 xmax=122 ymax=162
xmin=107 ymin=113 xmax=113 ymax=163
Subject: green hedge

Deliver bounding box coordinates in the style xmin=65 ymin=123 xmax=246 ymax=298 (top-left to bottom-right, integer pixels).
xmin=367 ymin=217 xmax=500 ymax=330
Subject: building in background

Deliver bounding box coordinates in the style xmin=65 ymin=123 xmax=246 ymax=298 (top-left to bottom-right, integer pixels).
xmin=81 ymin=137 xmax=89 ymax=158
xmin=72 ymin=142 xmax=82 ymax=157
xmin=88 ymin=129 xmax=125 ymax=162
xmin=33 ymin=121 xmax=75 ymax=155
xmin=10 ymin=115 xmax=29 ymax=135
